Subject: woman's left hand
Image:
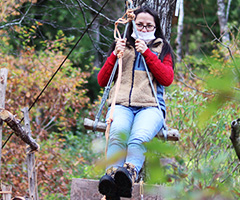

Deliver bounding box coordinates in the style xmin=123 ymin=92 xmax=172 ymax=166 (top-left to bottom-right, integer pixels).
xmin=135 ymin=39 xmax=148 ymax=54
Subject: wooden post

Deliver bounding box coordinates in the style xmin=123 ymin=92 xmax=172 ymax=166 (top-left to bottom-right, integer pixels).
xmin=1 ymin=182 xmax=12 ymax=200
xmin=0 ymin=68 xmax=8 ymax=179
xmin=71 ymin=178 xmax=164 ymax=200
xmin=230 ymin=118 xmax=240 ymax=161
xmin=22 ymin=107 xmax=39 ymax=200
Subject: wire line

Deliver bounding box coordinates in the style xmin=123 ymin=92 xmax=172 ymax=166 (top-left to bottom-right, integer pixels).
xmin=2 ymin=0 xmax=110 ymax=149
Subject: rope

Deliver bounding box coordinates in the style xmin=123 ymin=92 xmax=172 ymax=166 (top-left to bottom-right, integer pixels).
xmin=104 ymin=54 xmax=122 ymax=156
xmin=114 ymin=8 xmax=135 ymax=40
xmin=93 ymin=5 xmax=135 ymax=132
xmin=104 ymin=2 xmax=135 ymax=156
xmin=2 ymin=0 xmax=110 ymax=149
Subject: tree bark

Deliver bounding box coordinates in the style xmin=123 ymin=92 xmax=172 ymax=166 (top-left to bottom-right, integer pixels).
xmin=133 ymin=0 xmax=176 ymax=41
xmin=0 ymin=68 xmax=8 ymax=179
xmin=91 ymin=2 xmax=101 ymax=68
xmin=0 ymin=108 xmax=39 ymax=153
xmin=226 ymin=0 xmax=232 ymax=22
xmin=175 ymin=0 xmax=184 ymax=63
xmin=230 ymin=118 xmax=240 ymax=161
xmin=217 ymin=0 xmax=230 ymax=44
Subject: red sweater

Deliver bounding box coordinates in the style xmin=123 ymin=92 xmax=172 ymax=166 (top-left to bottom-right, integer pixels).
xmin=98 ymin=48 xmax=174 ymax=87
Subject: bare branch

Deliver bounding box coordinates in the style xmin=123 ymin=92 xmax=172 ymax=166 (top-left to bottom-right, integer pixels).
xmin=43 ymin=116 xmax=56 ymax=130
xmin=75 ymin=0 xmax=109 ymax=59
xmin=0 ymin=2 xmax=33 ymax=29
xmin=220 ymin=162 xmax=240 ymax=183
xmin=174 ymin=52 xmax=204 ymax=81
xmin=205 ymin=19 xmax=240 ymax=79
xmin=203 ymin=12 xmax=234 ymax=61
xmin=59 ymin=0 xmax=76 ymax=18
xmin=0 ymin=108 xmax=39 ymax=152
xmin=175 ymin=77 xmax=214 ymax=96
xmin=75 ymin=0 xmax=115 ymax=23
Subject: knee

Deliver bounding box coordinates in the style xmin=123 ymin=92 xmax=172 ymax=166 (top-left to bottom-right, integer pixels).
xmin=128 ymin=137 xmax=143 ymax=146
xmin=109 ymin=136 xmax=128 ymax=149
xmin=128 ymin=133 xmax=152 ymax=146
xmin=110 ymin=126 xmax=129 ymax=141
xmin=109 ymin=128 xmax=129 ymax=148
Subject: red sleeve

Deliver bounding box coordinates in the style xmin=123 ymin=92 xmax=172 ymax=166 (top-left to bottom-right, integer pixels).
xmin=97 ymin=52 xmax=117 ymax=87
xmin=142 ymin=48 xmax=174 ymax=86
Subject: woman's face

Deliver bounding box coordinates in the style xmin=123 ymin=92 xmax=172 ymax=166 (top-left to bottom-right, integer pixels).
xmin=135 ymin=12 xmax=156 ymax=33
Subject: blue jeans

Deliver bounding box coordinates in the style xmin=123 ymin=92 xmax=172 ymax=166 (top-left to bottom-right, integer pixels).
xmin=106 ymin=105 xmax=164 ymax=175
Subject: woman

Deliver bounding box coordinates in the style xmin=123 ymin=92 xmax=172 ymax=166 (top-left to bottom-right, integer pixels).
xmin=97 ymin=6 xmax=174 ymax=199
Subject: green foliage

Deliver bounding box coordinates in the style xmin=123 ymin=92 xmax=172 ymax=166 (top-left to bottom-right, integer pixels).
xmin=158 ymin=91 xmax=240 ymax=199
xmin=158 ymin=38 xmax=240 ymax=199
xmin=144 ymin=139 xmax=179 ymax=184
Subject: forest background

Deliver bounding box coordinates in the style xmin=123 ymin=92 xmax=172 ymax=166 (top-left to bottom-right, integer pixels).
xmin=0 ymin=0 xmax=240 ymax=199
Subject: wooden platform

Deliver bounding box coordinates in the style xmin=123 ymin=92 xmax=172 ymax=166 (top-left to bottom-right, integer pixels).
xmin=84 ymin=118 xmax=180 ymax=141
xmin=71 ymin=178 xmax=164 ymax=200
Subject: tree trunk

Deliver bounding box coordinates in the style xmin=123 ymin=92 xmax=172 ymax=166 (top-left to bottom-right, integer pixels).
xmin=0 ymin=68 xmax=8 ymax=179
xmin=91 ymin=2 xmax=101 ymax=68
xmin=226 ymin=0 xmax=232 ymax=22
xmin=175 ymin=0 xmax=184 ymax=63
xmin=217 ymin=0 xmax=230 ymax=44
xmin=133 ymin=0 xmax=176 ymax=41
xmin=92 ymin=18 xmax=100 ymax=68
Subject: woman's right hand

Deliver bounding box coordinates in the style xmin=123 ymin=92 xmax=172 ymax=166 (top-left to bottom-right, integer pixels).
xmin=114 ymin=38 xmax=126 ymax=56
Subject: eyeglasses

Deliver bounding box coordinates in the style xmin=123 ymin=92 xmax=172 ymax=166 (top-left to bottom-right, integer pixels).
xmin=136 ymin=23 xmax=156 ymax=31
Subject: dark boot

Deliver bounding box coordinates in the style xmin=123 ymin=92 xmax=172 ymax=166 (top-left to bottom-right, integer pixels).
xmin=105 ymin=195 xmax=121 ymax=200
xmin=114 ymin=163 xmax=137 ymax=198
xmin=98 ymin=167 xmax=119 ymax=198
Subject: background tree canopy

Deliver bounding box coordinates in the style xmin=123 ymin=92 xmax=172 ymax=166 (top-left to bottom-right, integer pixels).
xmin=0 ymin=0 xmax=240 ymax=199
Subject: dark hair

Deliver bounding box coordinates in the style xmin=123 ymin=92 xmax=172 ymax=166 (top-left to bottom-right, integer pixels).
xmin=108 ymin=6 xmax=175 ymax=69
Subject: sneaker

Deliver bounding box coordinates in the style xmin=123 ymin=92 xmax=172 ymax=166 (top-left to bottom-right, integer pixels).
xmin=98 ymin=167 xmax=118 ymax=198
xmin=114 ymin=163 xmax=137 ymax=198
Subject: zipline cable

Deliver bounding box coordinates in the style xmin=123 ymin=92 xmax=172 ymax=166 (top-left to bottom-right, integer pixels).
xmin=2 ymin=0 xmax=110 ymax=149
